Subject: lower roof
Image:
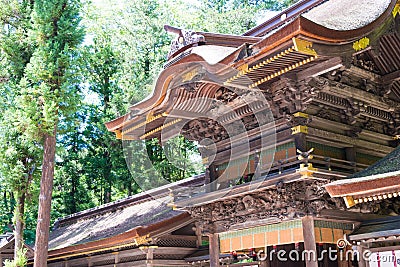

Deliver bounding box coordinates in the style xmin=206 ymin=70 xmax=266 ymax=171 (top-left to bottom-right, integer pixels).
xmin=48 ymin=195 xmax=183 ymax=251
xmin=48 ymin=175 xmax=205 ymax=254
xmin=349 ymin=216 xmax=400 ymax=241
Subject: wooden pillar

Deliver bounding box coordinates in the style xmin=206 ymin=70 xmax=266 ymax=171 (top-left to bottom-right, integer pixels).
xmin=114 ymin=252 xmax=120 ymax=265
xmin=194 ymin=223 xmax=203 ymax=248
xmin=302 ymin=216 xmax=318 ymax=267
xmin=345 ymin=147 xmax=357 ymax=173
xmin=294 ymin=132 xmax=307 ymax=152
xmin=209 ymin=164 xmax=217 ymax=192
xmin=87 ymin=256 xmax=92 ymax=267
xmin=0 ymin=254 xmax=3 ymax=267
xmin=355 ymin=244 xmax=367 ymax=267
xmin=146 ymin=247 xmax=155 ymax=267
xmin=260 ymin=259 xmax=271 ymax=267
xmin=208 ymin=233 xmax=220 ymax=267
xmin=254 ymin=151 xmax=261 ymax=178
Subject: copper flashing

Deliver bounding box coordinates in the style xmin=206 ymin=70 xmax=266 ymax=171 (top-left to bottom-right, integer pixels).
xmin=325 ymin=172 xmax=400 ymax=208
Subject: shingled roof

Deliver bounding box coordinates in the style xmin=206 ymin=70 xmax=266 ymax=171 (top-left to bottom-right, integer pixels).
xmin=48 ymin=175 xmax=204 ymax=253
xmin=325 ymin=146 xmax=400 ymax=208
xmin=302 ymin=0 xmax=391 ymax=31
xmin=350 ymin=145 xmax=400 ymax=178
xmin=349 ymin=215 xmax=400 ymax=241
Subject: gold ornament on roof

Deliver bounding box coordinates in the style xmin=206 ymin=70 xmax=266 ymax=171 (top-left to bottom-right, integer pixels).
xmin=292 ymin=37 xmax=317 ymax=56
xmin=393 ymin=1 xmax=400 ymax=17
xmin=182 ymin=68 xmax=200 ymax=83
xmin=353 ymin=37 xmax=370 ymax=51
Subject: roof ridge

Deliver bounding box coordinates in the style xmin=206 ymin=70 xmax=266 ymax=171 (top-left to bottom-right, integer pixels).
xmin=243 ymin=0 xmax=325 ymax=37
xmin=54 ymin=174 xmax=205 ymax=227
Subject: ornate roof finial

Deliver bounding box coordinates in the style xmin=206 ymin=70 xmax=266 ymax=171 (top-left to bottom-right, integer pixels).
xmin=164 ymin=25 xmax=205 ymax=60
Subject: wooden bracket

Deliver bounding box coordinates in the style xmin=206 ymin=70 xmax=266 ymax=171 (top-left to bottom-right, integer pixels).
xmin=293 ymin=112 xmax=309 ymax=118
xmin=291 ymin=125 xmax=308 ymax=135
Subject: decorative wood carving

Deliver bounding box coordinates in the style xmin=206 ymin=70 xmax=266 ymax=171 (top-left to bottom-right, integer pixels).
xmin=353 ymin=52 xmax=380 ymax=74
xmin=263 ymin=78 xmax=322 ymax=118
xmin=186 ymin=180 xmax=364 ymax=233
xmin=214 ymin=87 xmax=240 ymax=103
xmin=166 ymin=28 xmax=205 ymax=59
xmin=181 ymin=119 xmax=228 ymax=143
xmin=180 ymin=82 xmax=202 ymax=93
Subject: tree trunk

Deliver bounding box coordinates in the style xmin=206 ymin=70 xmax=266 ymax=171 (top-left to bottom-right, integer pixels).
xmin=14 ymin=192 xmax=26 ymax=259
xmin=33 ymin=129 xmax=57 ymax=267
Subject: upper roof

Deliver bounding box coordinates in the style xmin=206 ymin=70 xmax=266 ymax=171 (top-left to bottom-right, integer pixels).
xmin=106 ymin=0 xmax=399 ymax=141
xmin=302 ymin=0 xmax=391 ymax=31
xmin=48 ymin=175 xmax=204 ymax=256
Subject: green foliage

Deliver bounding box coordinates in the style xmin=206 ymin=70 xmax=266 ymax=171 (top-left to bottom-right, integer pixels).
xmin=0 ymin=0 xmax=40 ymax=246
xmin=0 ymin=0 xmax=298 ymax=249
xmin=17 ymin=0 xmax=85 ymax=140
xmin=4 ymin=247 xmax=28 ymax=267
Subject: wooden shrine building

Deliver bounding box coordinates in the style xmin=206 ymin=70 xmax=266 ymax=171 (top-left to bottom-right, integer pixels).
xmin=103 ymin=0 xmax=400 ymax=266
xmin=0 ymin=233 xmax=33 ymax=267
xmin=38 ymin=176 xmax=205 ymax=267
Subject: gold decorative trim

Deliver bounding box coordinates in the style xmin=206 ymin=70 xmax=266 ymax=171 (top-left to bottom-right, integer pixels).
xmin=292 ymin=37 xmax=317 ymax=56
xmin=297 ymin=163 xmax=317 ymax=178
xmin=224 ymin=47 xmax=295 ymax=85
xmin=291 ymin=125 xmax=308 ymax=135
xmin=134 ymin=234 xmax=152 ymax=246
xmin=353 ymin=191 xmax=400 ymax=206
xmin=353 ymin=37 xmax=370 ymax=52
xmin=140 ymin=118 xmax=182 ymax=140
xmin=122 ymin=112 xmax=168 ymax=135
xmin=236 ymin=63 xmax=248 ymax=73
xmin=248 ymin=56 xmax=317 ymax=88
xmin=393 ymin=1 xmax=400 ymax=17
xmin=293 ymin=112 xmax=309 ymax=118
xmin=115 ymin=130 xmax=122 ymax=139
xmin=224 ymin=38 xmax=318 ymax=88
xmin=182 ymin=68 xmax=200 ymax=82
xmin=343 ymin=196 xmax=355 ymax=208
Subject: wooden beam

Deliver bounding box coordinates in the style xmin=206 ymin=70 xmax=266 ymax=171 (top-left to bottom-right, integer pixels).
xmin=307 ymin=127 xmax=394 ymax=155
xmin=296 ymin=57 xmax=343 ymax=81
xmin=322 ymin=77 xmax=397 ymax=111
xmin=381 ymin=70 xmax=400 ymax=84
